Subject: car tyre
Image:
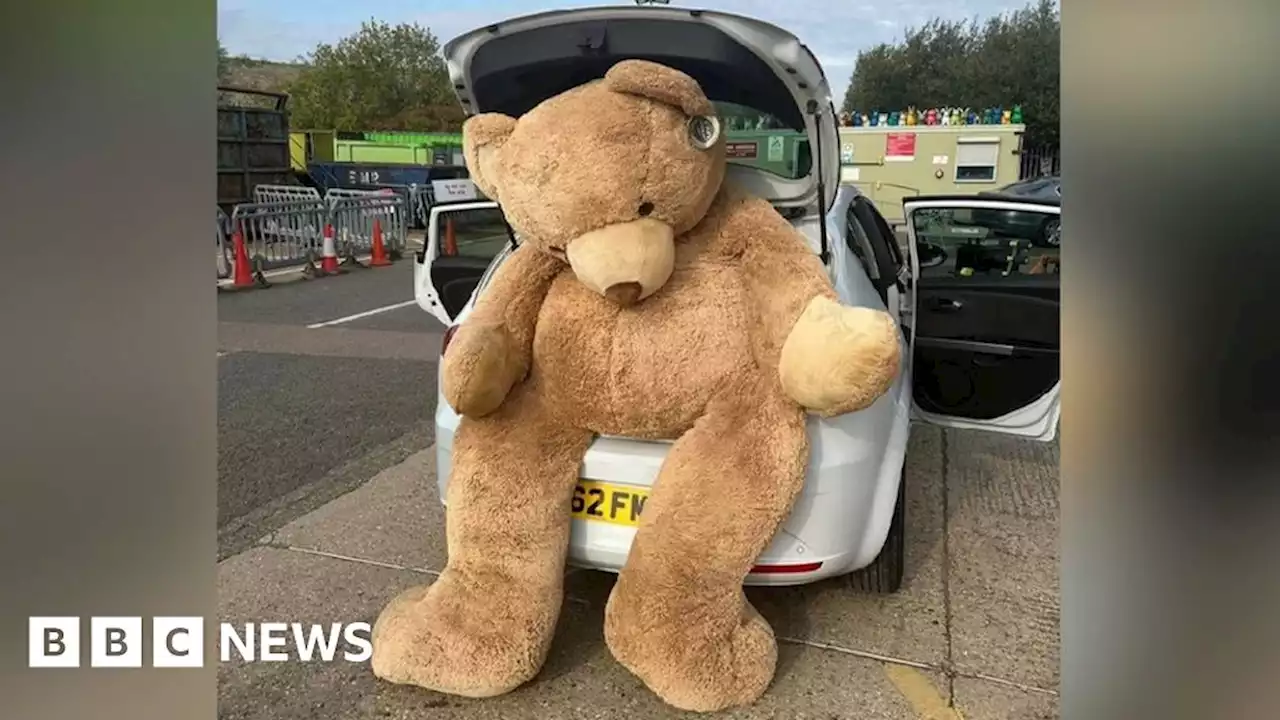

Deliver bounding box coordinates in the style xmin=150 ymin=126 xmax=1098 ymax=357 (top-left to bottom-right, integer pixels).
xmin=848 ymin=469 xmax=905 ymax=594
xmin=1039 ymin=217 xmax=1061 ymax=247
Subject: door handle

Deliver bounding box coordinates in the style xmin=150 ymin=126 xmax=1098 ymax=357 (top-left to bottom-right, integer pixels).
xmin=928 ymin=297 xmax=963 ymax=312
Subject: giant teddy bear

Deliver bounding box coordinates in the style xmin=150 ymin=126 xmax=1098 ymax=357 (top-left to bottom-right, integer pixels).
xmin=370 ymin=60 xmax=902 ymax=712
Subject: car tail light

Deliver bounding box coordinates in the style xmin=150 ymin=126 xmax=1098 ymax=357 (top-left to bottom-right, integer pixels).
xmin=441 ymin=325 xmax=459 ymax=356
xmin=749 ymin=561 xmax=823 ymax=574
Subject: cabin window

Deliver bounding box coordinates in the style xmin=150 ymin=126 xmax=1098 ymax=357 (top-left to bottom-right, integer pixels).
xmin=954 ymin=138 xmax=1000 ymax=182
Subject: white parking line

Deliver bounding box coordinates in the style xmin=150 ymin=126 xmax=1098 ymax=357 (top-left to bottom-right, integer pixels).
xmin=306 ymin=299 xmax=417 ymax=329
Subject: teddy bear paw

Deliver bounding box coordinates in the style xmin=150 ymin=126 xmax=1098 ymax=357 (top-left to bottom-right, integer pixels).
xmin=440 ymin=319 xmax=525 ymax=418
xmin=370 ymin=572 xmax=555 ymax=698
xmin=778 ymin=295 xmax=901 ymax=417
xmin=606 ymin=593 xmax=777 ymax=712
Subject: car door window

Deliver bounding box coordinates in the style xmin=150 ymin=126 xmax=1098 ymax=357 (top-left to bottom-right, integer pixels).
xmin=429 ymin=204 xmax=515 ymax=320
xmin=438 ymin=205 xmax=512 ymax=261
xmin=906 ymin=200 xmax=1060 ymax=428
xmin=912 ymin=206 xmax=1060 ymax=279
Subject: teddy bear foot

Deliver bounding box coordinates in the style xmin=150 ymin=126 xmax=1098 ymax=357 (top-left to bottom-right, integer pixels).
xmin=778 ymin=295 xmax=902 ymax=418
xmin=606 ymin=595 xmax=777 ymax=712
xmin=370 ymin=570 xmax=559 ymax=698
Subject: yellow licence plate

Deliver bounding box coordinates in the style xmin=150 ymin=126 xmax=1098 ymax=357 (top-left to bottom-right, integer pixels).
xmin=571 ymin=480 xmax=649 ymax=527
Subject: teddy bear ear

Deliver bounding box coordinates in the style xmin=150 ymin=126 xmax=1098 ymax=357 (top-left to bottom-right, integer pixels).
xmin=462 ymin=113 xmax=517 ymax=202
xmin=604 ymin=59 xmax=715 ymax=118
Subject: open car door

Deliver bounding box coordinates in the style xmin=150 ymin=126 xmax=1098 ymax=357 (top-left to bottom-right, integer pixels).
xmin=902 ymin=195 xmax=1061 ymax=441
xmin=413 ymin=198 xmax=512 ymax=326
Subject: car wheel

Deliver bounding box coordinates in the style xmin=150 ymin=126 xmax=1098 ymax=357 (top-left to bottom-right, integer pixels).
xmin=848 ymin=469 xmax=905 ymax=594
xmin=1039 ymin=217 xmax=1061 ymax=247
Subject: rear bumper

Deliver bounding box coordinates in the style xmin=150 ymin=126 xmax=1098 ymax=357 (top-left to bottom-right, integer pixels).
xmin=433 ymin=369 xmax=912 ymax=587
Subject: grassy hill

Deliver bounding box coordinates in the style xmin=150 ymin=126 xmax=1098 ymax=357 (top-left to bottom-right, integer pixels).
xmin=221 ymin=56 xmax=305 ymax=94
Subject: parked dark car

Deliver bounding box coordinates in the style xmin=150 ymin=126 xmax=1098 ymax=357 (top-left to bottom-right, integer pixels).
xmin=974 ymin=176 xmax=1061 ymax=247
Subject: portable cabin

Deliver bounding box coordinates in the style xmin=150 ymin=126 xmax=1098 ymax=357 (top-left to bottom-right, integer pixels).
xmin=837 ymin=123 xmax=1026 ymax=225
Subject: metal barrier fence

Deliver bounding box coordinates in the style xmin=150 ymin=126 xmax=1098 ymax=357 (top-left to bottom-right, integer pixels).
xmin=249 ymin=182 xmax=440 ymax=228
xmin=1019 ymin=146 xmax=1060 ymax=180
xmin=220 ymin=185 xmax=414 ymax=285
xmin=253 ymin=184 xmax=322 ymax=203
xmin=217 ymin=206 xmax=232 ymax=279
xmin=325 ymin=187 xmax=405 ymax=234
xmin=409 ymin=185 xmax=430 ymax=228
xmin=328 ymin=194 xmax=407 ymax=260
xmin=252 ymin=184 xmax=430 ymax=227
xmin=230 ymin=198 xmax=329 ymax=272
xmin=327 ymin=185 xmax=428 ymax=228
xmin=324 ymin=188 xmax=381 ymax=199
xmin=390 ymin=185 xmax=429 ymax=229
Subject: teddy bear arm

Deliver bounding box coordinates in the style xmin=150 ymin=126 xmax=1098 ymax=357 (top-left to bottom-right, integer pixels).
xmin=738 ymin=223 xmax=901 ymax=417
xmin=738 ymin=223 xmax=839 ymax=369
xmin=440 ymin=244 xmax=562 ymax=417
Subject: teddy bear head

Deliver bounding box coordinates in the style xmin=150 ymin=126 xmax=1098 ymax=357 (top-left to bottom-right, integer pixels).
xmin=461 ymin=59 xmax=727 ymax=306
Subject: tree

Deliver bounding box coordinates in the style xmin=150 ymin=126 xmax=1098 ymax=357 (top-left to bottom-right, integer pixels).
xmin=970 ymin=0 xmax=1060 ymax=146
xmin=842 ymin=0 xmax=1059 ymax=146
xmin=287 ymin=20 xmax=463 ymax=132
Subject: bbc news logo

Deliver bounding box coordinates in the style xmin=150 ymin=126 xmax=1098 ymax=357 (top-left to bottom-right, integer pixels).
xmin=28 ymin=617 xmax=372 ymax=668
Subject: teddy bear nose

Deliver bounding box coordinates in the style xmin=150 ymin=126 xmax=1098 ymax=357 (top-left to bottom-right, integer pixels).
xmin=604 ymin=281 xmax=643 ymax=306
xmin=637 ymin=202 xmax=654 ymax=217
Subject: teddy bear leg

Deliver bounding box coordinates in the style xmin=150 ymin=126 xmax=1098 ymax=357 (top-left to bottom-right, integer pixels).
xmin=371 ymin=384 xmax=592 ymax=698
xmin=603 ymin=376 xmax=809 ymax=712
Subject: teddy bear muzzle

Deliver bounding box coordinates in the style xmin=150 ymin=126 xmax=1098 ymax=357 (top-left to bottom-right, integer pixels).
xmin=564 ymin=217 xmax=675 ymax=307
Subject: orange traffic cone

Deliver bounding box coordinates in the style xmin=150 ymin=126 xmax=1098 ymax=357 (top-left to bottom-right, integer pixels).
xmin=369 ymin=219 xmax=392 ymax=267
xmin=320 ymin=223 xmax=341 ymax=274
xmin=231 ymin=224 xmax=255 ymax=288
xmin=443 ymin=218 xmax=458 ymax=256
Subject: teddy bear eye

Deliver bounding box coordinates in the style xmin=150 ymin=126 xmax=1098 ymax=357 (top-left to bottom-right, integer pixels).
xmin=686 ymin=115 xmax=721 ymax=150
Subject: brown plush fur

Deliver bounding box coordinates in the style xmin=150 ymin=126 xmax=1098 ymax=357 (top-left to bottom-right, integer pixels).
xmin=371 ymin=59 xmax=901 ymax=712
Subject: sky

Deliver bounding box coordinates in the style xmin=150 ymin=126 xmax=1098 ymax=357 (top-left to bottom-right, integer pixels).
xmin=217 ymin=0 xmax=1024 ymax=101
